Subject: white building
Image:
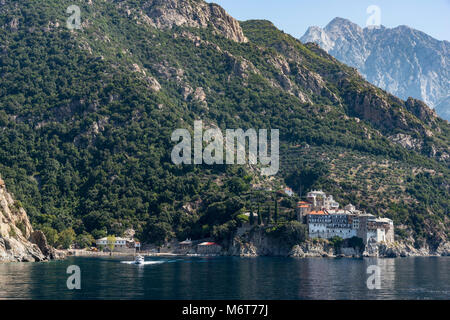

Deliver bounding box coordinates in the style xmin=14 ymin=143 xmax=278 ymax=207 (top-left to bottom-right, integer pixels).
xmin=366 ymin=217 xmax=395 ymax=243
xmin=284 ymin=187 xmax=294 ymax=197
xmin=303 ymin=200 xmax=394 ymax=244
xmin=307 ymin=210 xmax=357 ymax=239
xmin=344 ymin=204 xmax=356 ymax=211
xmin=179 ymin=238 xmax=193 ymax=250
xmin=96 ymin=237 xmax=131 ymax=248
xmin=306 ymin=190 xmax=339 ymax=210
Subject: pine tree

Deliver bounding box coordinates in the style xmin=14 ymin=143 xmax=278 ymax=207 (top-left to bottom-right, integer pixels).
xmin=274 ymin=197 xmax=279 ymax=223
xmin=266 ymin=206 xmax=272 ymax=225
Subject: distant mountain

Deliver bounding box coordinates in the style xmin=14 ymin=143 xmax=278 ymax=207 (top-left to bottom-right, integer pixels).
xmin=435 ymin=96 xmax=450 ymax=121
xmin=301 ymin=17 xmax=450 ymax=121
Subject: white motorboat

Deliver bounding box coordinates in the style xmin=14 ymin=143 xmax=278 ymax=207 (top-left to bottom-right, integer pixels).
xmin=134 ymin=254 xmax=145 ymax=264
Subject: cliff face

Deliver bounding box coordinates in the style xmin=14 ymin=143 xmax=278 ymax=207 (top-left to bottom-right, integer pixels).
xmin=226 ymin=227 xmax=450 ymax=258
xmin=363 ymin=241 xmax=450 ymax=258
xmin=226 ymin=227 xmax=294 ymax=257
xmin=0 ymin=178 xmax=60 ymax=262
xmin=225 ymin=227 xmax=346 ymax=257
xmin=128 ymin=0 xmax=248 ymax=43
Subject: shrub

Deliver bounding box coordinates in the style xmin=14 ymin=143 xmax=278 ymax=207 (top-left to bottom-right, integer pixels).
xmin=75 ymin=233 xmax=95 ymax=249
xmin=236 ymin=214 xmax=249 ymax=224
xmin=329 ymin=236 xmax=344 ymax=252
xmin=15 ymin=221 xmax=27 ymax=236
xmin=41 ymin=226 xmax=58 ymax=247
xmin=266 ymin=221 xmax=307 ymax=246
xmin=212 ymin=220 xmax=237 ymax=243
xmin=9 ymin=227 xmax=17 ymax=238
xmin=143 ymin=221 xmax=174 ymax=246
xmin=56 ymin=229 xmax=76 ymax=249
xmin=348 ymin=236 xmax=364 ymax=250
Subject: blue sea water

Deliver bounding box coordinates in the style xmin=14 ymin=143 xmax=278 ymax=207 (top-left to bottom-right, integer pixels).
xmin=0 ymin=256 xmax=448 ymax=299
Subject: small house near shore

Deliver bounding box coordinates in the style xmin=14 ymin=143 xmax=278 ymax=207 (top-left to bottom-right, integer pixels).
xmin=179 ymin=238 xmax=193 ymax=250
xmin=95 ymin=237 xmax=140 ymax=251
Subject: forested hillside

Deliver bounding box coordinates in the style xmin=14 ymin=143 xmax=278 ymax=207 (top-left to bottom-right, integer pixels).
xmin=0 ymin=0 xmax=448 ymax=249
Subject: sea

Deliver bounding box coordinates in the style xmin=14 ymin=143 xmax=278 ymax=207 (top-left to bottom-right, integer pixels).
xmin=0 ymin=256 xmax=448 ymax=299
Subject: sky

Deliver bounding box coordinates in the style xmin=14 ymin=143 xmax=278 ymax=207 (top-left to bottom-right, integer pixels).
xmin=207 ymin=0 xmax=450 ymax=41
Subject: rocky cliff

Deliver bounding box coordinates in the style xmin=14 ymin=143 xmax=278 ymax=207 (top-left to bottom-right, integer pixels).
xmin=301 ymin=17 xmax=450 ymax=121
xmin=0 ymin=178 xmax=63 ymax=262
xmin=226 ymin=227 xmax=450 ymax=258
xmin=123 ymin=0 xmax=248 ymax=43
xmin=363 ymin=240 xmax=450 ymax=258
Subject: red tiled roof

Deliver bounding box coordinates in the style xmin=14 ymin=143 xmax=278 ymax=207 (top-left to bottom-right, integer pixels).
xmin=309 ymin=210 xmax=326 ymax=215
xmin=198 ymin=242 xmax=218 ymax=246
xmin=297 ymin=201 xmax=311 ymax=208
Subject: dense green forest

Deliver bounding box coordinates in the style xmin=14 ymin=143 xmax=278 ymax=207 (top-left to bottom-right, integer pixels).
xmin=0 ymin=0 xmax=448 ymax=249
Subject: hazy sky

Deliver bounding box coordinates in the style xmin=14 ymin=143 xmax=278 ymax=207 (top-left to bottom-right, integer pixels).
xmin=207 ymin=0 xmax=450 ymax=41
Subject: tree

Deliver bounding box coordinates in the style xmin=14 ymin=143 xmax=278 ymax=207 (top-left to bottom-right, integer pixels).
xmin=329 ymin=236 xmax=344 ymax=253
xmin=227 ymin=177 xmax=249 ymax=194
xmin=41 ymin=226 xmax=58 ymax=247
xmin=0 ymin=110 xmax=8 ymax=126
xmin=107 ymin=235 xmax=116 ymax=252
xmin=265 ymin=221 xmax=307 ymax=246
xmin=91 ymin=228 xmax=107 ymax=240
xmin=76 ymin=233 xmax=95 ymax=249
xmin=274 ymin=197 xmax=279 ymax=223
xmin=212 ymin=220 xmax=237 ymax=242
xmin=348 ymin=236 xmax=364 ymax=250
xmin=57 ymin=228 xmax=76 ymax=249
xmin=266 ymin=206 xmax=272 ymax=225
xmin=249 ymin=209 xmax=255 ymax=225
xmin=257 ymin=205 xmax=262 ymax=225
xmin=143 ymin=221 xmax=174 ymax=246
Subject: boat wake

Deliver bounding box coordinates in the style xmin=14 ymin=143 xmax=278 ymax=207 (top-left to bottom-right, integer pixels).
xmin=120 ymin=260 xmax=166 ymax=266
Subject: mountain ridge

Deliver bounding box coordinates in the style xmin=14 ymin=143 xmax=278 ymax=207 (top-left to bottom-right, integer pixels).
xmin=301 ymin=17 xmax=450 ymax=121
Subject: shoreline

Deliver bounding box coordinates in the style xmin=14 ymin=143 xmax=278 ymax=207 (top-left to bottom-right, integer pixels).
xmin=67 ymin=249 xmax=184 ymax=257
xmin=65 ymin=249 xmax=450 ymax=259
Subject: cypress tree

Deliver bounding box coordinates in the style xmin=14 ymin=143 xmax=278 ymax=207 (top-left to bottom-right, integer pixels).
xmin=274 ymin=197 xmax=279 ymax=223
xmin=266 ymin=206 xmax=272 ymax=225
xmin=257 ymin=205 xmax=262 ymax=225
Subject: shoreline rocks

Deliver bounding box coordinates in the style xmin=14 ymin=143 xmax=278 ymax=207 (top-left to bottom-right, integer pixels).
xmin=0 ymin=178 xmax=65 ymax=263
xmin=363 ymin=241 xmax=450 ymax=258
xmin=225 ymin=227 xmax=450 ymax=258
xmin=0 ymin=236 xmax=45 ymax=262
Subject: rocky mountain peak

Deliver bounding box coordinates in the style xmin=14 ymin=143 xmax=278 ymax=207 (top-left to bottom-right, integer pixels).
xmin=405 ymin=97 xmax=438 ymax=124
xmin=302 ymin=26 xmax=334 ymax=51
xmin=325 ymin=17 xmax=362 ymax=35
xmin=300 ymin=17 xmax=450 ymax=120
xmin=140 ymin=0 xmax=248 ymax=43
